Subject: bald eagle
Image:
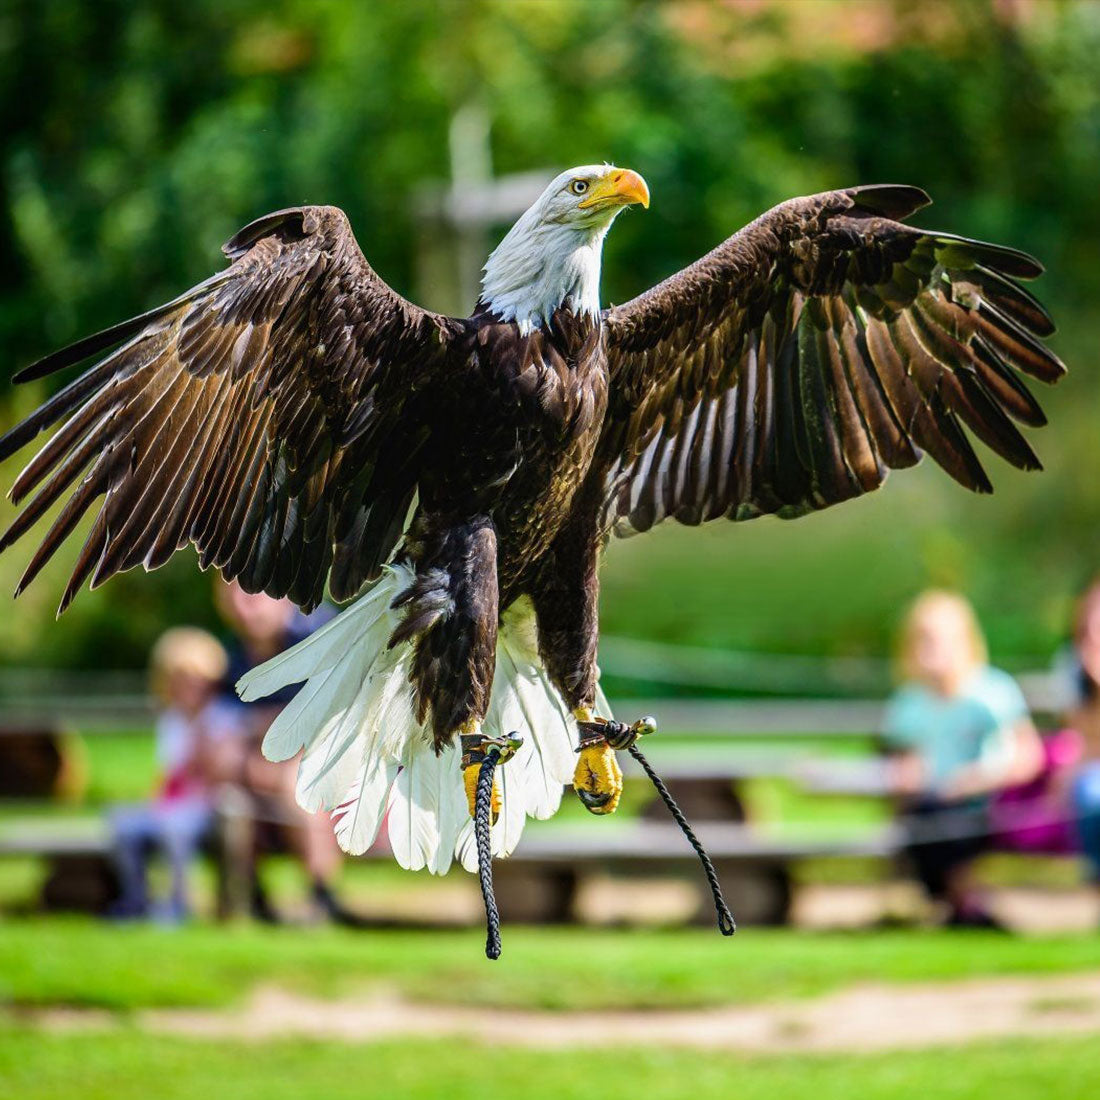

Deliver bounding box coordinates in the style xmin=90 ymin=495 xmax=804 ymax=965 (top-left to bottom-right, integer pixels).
xmin=0 ymin=166 xmax=1064 ymax=877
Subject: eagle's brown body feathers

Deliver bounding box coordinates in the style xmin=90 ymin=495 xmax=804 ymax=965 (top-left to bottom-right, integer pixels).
xmin=0 ymin=183 xmax=1064 ymax=757
xmin=395 ymin=305 xmax=608 ymax=742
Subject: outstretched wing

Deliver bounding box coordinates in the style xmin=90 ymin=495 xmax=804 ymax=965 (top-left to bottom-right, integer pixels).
xmin=598 ymin=185 xmax=1064 ymax=536
xmin=0 ymin=205 xmax=463 ymax=612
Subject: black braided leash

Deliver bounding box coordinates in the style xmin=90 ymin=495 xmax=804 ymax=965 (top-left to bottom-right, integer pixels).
xmin=577 ymin=716 xmax=736 ymax=937
xmin=464 ymin=733 xmax=523 ymax=961
xmin=627 ymin=743 xmax=736 ymax=936
xmin=474 ymin=749 xmax=503 ymax=960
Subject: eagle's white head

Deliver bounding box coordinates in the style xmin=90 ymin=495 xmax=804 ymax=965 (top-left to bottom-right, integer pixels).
xmin=479 ymin=163 xmax=649 ymax=334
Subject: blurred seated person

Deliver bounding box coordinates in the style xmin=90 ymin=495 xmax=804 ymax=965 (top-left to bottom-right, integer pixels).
xmin=215 ymin=579 xmax=365 ymax=926
xmin=109 ymin=628 xmax=242 ymax=921
xmin=1056 ymin=579 xmax=1100 ymax=893
xmin=884 ymin=591 xmax=1042 ymax=928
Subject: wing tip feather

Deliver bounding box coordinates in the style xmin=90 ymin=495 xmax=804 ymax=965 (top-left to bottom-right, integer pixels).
xmin=937 ymin=233 xmax=1045 ymax=280
xmin=848 ymin=184 xmax=932 ymax=220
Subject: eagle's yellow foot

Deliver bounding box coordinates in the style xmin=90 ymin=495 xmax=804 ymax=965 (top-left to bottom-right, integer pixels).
xmin=574 ymin=740 xmax=623 ymax=814
xmin=464 ymin=762 xmax=500 ymax=823
xmin=571 ymin=707 xmax=620 ymax=814
xmin=572 ymin=710 xmax=659 ymax=815
xmin=460 ymin=729 xmax=522 ymax=823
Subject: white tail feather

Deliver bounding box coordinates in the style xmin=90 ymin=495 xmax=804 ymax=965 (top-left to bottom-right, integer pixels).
xmin=238 ymin=580 xmax=391 ymax=701
xmin=386 ymin=739 xmax=467 ymax=874
xmin=247 ymin=571 xmax=601 ymax=875
xmin=294 ymin=656 xmax=382 ymax=813
xmin=489 ymin=610 xmax=574 ymax=821
xmin=294 ymin=637 xmax=415 ymax=812
xmin=332 ymin=756 xmax=399 ymax=855
xmin=262 ymin=641 xmax=367 ymax=764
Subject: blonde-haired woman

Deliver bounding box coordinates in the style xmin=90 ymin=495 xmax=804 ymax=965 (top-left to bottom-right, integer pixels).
xmin=885 ymin=591 xmax=1042 ymax=927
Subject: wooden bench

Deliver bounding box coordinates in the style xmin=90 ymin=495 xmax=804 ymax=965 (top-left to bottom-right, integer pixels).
xmin=486 ymin=820 xmax=900 ymax=925
xmin=0 ymin=790 xmax=300 ymax=918
xmin=0 ymin=679 xmax=1068 ymax=924
xmin=0 ymin=815 xmax=119 ymax=911
xmin=0 ymin=807 xmax=901 ymax=925
xmin=0 ymin=726 xmax=886 ymax=925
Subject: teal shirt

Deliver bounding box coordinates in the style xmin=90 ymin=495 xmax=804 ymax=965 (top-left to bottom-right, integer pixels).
xmin=883 ymin=666 xmax=1028 ymax=790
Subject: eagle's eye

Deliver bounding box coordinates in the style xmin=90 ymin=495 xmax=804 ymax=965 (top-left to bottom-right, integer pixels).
xmin=569 ymin=179 xmax=590 ymax=196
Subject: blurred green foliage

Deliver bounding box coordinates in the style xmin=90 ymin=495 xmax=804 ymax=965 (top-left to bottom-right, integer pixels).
xmin=1 ymin=0 xmax=1099 ymax=670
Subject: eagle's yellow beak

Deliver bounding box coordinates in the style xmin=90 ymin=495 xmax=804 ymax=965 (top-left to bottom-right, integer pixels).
xmin=579 ymin=168 xmax=650 ymax=211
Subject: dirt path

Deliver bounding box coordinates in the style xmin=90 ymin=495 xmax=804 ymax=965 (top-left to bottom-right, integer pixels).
xmin=28 ymin=970 xmax=1100 ymax=1054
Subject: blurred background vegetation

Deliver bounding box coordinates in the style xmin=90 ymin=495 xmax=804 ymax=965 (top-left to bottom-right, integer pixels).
xmin=0 ymin=0 xmax=1098 ymax=677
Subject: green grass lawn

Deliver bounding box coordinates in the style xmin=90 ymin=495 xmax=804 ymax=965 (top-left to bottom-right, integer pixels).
xmin=1 ymin=1029 xmax=1099 ymax=1100
xmin=3 ymin=919 xmax=1100 ymax=1014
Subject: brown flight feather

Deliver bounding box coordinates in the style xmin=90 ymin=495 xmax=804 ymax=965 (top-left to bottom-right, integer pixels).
xmin=0 ymin=206 xmax=460 ymax=613
xmin=598 ymin=184 xmax=1064 ymax=535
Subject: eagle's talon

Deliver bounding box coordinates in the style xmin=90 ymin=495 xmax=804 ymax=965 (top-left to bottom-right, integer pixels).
xmin=572 ymin=739 xmax=623 ymax=815
xmin=577 ymin=787 xmax=614 ymax=811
